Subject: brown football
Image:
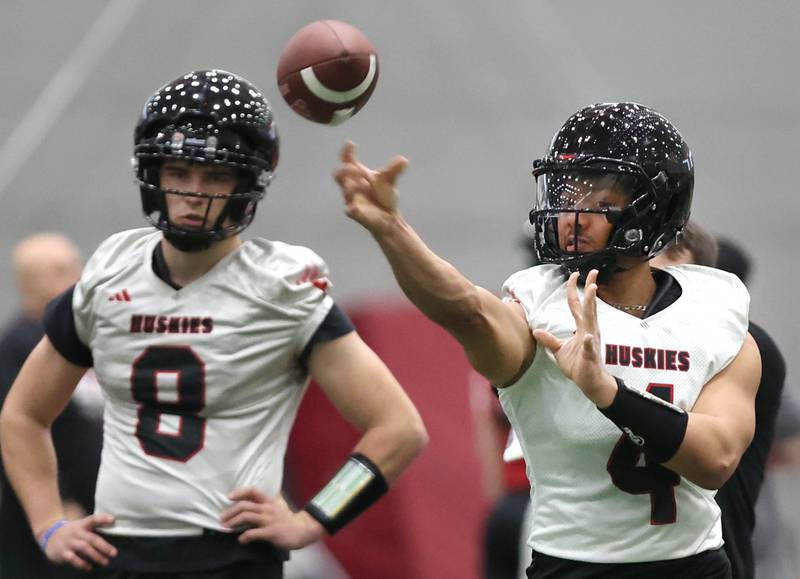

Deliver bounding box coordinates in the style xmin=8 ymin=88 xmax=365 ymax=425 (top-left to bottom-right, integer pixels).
xmin=276 ymin=20 xmax=379 ymax=125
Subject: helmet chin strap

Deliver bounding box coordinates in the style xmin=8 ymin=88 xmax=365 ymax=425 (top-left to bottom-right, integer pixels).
xmin=162 ymin=230 xmax=214 ymax=253
xmin=561 ymin=250 xmax=617 ymax=283
xmin=153 ymin=185 xmax=245 ymax=253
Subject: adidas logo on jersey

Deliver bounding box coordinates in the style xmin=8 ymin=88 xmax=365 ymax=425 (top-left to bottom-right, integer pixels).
xmin=109 ymin=289 xmax=132 ymax=302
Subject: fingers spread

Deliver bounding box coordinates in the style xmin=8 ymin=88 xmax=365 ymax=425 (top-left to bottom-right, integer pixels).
xmin=379 ymin=156 xmax=408 ymax=184
xmin=65 ymin=550 xmax=92 ymax=572
xmin=339 ymin=140 xmax=374 ymax=174
xmin=340 ymin=140 xmax=356 ymax=163
xmin=582 ymin=333 xmax=598 ymax=357
xmin=334 ymin=167 xmax=375 ymax=204
xmin=74 ymin=539 xmax=109 ymax=567
xmin=566 ymin=272 xmax=583 ymax=324
xmin=87 ymin=533 xmax=117 ymax=559
xmin=584 ymin=283 xmax=598 ymax=329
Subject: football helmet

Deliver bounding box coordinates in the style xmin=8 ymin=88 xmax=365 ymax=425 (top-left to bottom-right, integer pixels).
xmin=529 ymin=102 xmax=693 ymax=277
xmin=133 ymin=69 xmax=279 ymax=251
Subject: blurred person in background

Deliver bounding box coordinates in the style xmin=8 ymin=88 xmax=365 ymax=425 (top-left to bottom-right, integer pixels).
xmin=0 ymin=232 xmax=103 ymax=579
xmin=471 ymin=370 xmax=530 ymax=579
xmin=0 ymin=69 xmax=427 ymax=578
xmin=472 ymin=240 xmax=538 ymax=579
xmin=716 ymin=238 xmax=751 ymax=288
xmin=713 ymin=237 xmax=800 ymax=579
xmin=651 ymin=222 xmax=787 ymax=579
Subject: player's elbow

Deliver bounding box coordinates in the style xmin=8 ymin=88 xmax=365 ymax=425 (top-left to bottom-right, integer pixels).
xmin=399 ymin=413 xmax=429 ymax=459
xmin=690 ymin=454 xmax=740 ymax=490
xmin=712 ymin=452 xmax=742 ymax=488
xmin=0 ymin=400 xmax=23 ymax=441
xmin=698 ymin=429 xmax=752 ymax=489
xmin=0 ymin=404 xmax=27 ymax=461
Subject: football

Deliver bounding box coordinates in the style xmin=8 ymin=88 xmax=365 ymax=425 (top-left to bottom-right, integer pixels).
xmin=276 ymin=20 xmax=379 ymax=125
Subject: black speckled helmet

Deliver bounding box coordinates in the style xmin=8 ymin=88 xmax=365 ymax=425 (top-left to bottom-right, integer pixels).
xmin=133 ymin=69 xmax=279 ymax=251
xmin=530 ymin=103 xmax=693 ymax=277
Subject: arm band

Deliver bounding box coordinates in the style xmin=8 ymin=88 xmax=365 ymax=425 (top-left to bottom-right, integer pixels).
xmin=304 ymin=453 xmax=388 ymax=534
xmin=599 ymin=377 xmax=689 ymax=463
xmin=38 ymin=519 xmax=68 ymax=551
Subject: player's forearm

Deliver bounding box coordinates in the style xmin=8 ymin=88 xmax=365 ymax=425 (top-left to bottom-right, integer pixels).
xmin=372 ymin=215 xmax=483 ymax=332
xmin=663 ymin=413 xmax=748 ymax=489
xmin=352 ymin=413 xmax=428 ymax=483
xmin=0 ymin=411 xmax=65 ymax=535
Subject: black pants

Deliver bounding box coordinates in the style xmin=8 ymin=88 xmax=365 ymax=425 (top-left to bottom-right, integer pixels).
xmin=87 ymin=531 xmax=287 ymax=578
xmin=526 ymin=547 xmax=732 ymax=579
xmin=89 ymin=559 xmax=282 ymax=579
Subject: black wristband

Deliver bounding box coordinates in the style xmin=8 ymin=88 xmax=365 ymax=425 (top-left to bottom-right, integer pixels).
xmin=599 ymin=377 xmax=689 ymax=463
xmin=304 ymin=453 xmax=389 ymax=534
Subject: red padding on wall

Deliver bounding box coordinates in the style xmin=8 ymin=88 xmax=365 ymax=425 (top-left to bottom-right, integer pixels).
xmin=286 ymin=299 xmax=489 ymax=579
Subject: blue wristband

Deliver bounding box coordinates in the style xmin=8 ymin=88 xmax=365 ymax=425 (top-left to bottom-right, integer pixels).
xmin=39 ymin=519 xmax=68 ymax=551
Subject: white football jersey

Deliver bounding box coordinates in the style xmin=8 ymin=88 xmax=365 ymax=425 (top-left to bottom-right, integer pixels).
xmin=498 ymin=264 xmax=749 ymax=563
xmin=72 ymin=228 xmax=335 ymax=536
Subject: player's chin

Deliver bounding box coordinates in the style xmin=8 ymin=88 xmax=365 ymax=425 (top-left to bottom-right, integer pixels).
xmin=175 ymin=221 xmax=211 ymax=231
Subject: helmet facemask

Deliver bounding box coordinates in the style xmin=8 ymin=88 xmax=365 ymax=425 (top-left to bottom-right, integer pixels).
xmin=530 ymin=158 xmax=665 ymax=279
xmin=133 ymin=70 xmax=279 ymax=252
xmin=136 ymin=147 xmax=266 ymax=252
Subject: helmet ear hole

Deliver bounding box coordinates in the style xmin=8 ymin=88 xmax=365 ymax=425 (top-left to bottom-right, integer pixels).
xmin=651 ymin=171 xmax=668 ymax=191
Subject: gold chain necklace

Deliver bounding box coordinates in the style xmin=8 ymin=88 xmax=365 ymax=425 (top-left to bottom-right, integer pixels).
xmin=605 ymin=301 xmax=648 ymax=313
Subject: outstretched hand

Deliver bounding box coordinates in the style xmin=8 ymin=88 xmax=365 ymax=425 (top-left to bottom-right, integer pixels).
xmin=40 ymin=513 xmax=117 ymax=571
xmin=333 ymin=140 xmax=408 ymax=235
xmin=532 ymin=270 xmax=618 ymax=407
xmin=221 ymin=488 xmax=325 ymax=550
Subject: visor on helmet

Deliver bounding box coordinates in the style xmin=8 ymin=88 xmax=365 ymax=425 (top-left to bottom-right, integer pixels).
xmin=530 ymin=166 xmax=651 ymax=272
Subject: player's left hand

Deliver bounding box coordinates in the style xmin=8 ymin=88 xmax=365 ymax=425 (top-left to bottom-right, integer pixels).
xmin=221 ymin=488 xmax=326 ymax=550
xmin=532 ymin=269 xmax=618 ymax=408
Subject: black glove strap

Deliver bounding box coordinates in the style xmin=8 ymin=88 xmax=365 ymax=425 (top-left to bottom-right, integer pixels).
xmin=599 ymin=377 xmax=689 ymax=463
xmin=304 ymin=453 xmax=388 ymax=534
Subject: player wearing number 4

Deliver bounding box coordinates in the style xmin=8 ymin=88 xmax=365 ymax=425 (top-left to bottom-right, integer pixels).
xmin=334 ymin=102 xmax=761 ymax=578
xmin=0 ymin=69 xmax=427 ymax=578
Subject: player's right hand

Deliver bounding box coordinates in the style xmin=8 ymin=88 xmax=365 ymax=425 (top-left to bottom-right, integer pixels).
xmin=40 ymin=513 xmax=117 ymax=571
xmin=532 ymin=269 xmax=618 ymax=408
xmin=333 ymin=140 xmax=408 ymax=235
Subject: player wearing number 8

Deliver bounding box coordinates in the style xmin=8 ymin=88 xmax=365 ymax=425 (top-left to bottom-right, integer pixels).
xmin=0 ymin=69 xmax=428 ymax=578
xmin=333 ymin=103 xmax=760 ymax=577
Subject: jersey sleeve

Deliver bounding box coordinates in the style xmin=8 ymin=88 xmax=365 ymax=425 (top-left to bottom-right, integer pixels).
xmin=298 ymin=303 xmax=356 ymax=368
xmin=704 ymin=267 xmax=750 ymax=372
xmin=500 ymin=264 xmax=566 ymax=324
xmin=263 ymin=243 xmax=337 ymax=357
xmin=42 ymin=286 xmax=93 ymax=367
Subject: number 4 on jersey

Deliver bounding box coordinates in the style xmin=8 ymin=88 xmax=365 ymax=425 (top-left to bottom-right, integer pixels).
xmin=606 ymin=383 xmax=680 ymax=525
